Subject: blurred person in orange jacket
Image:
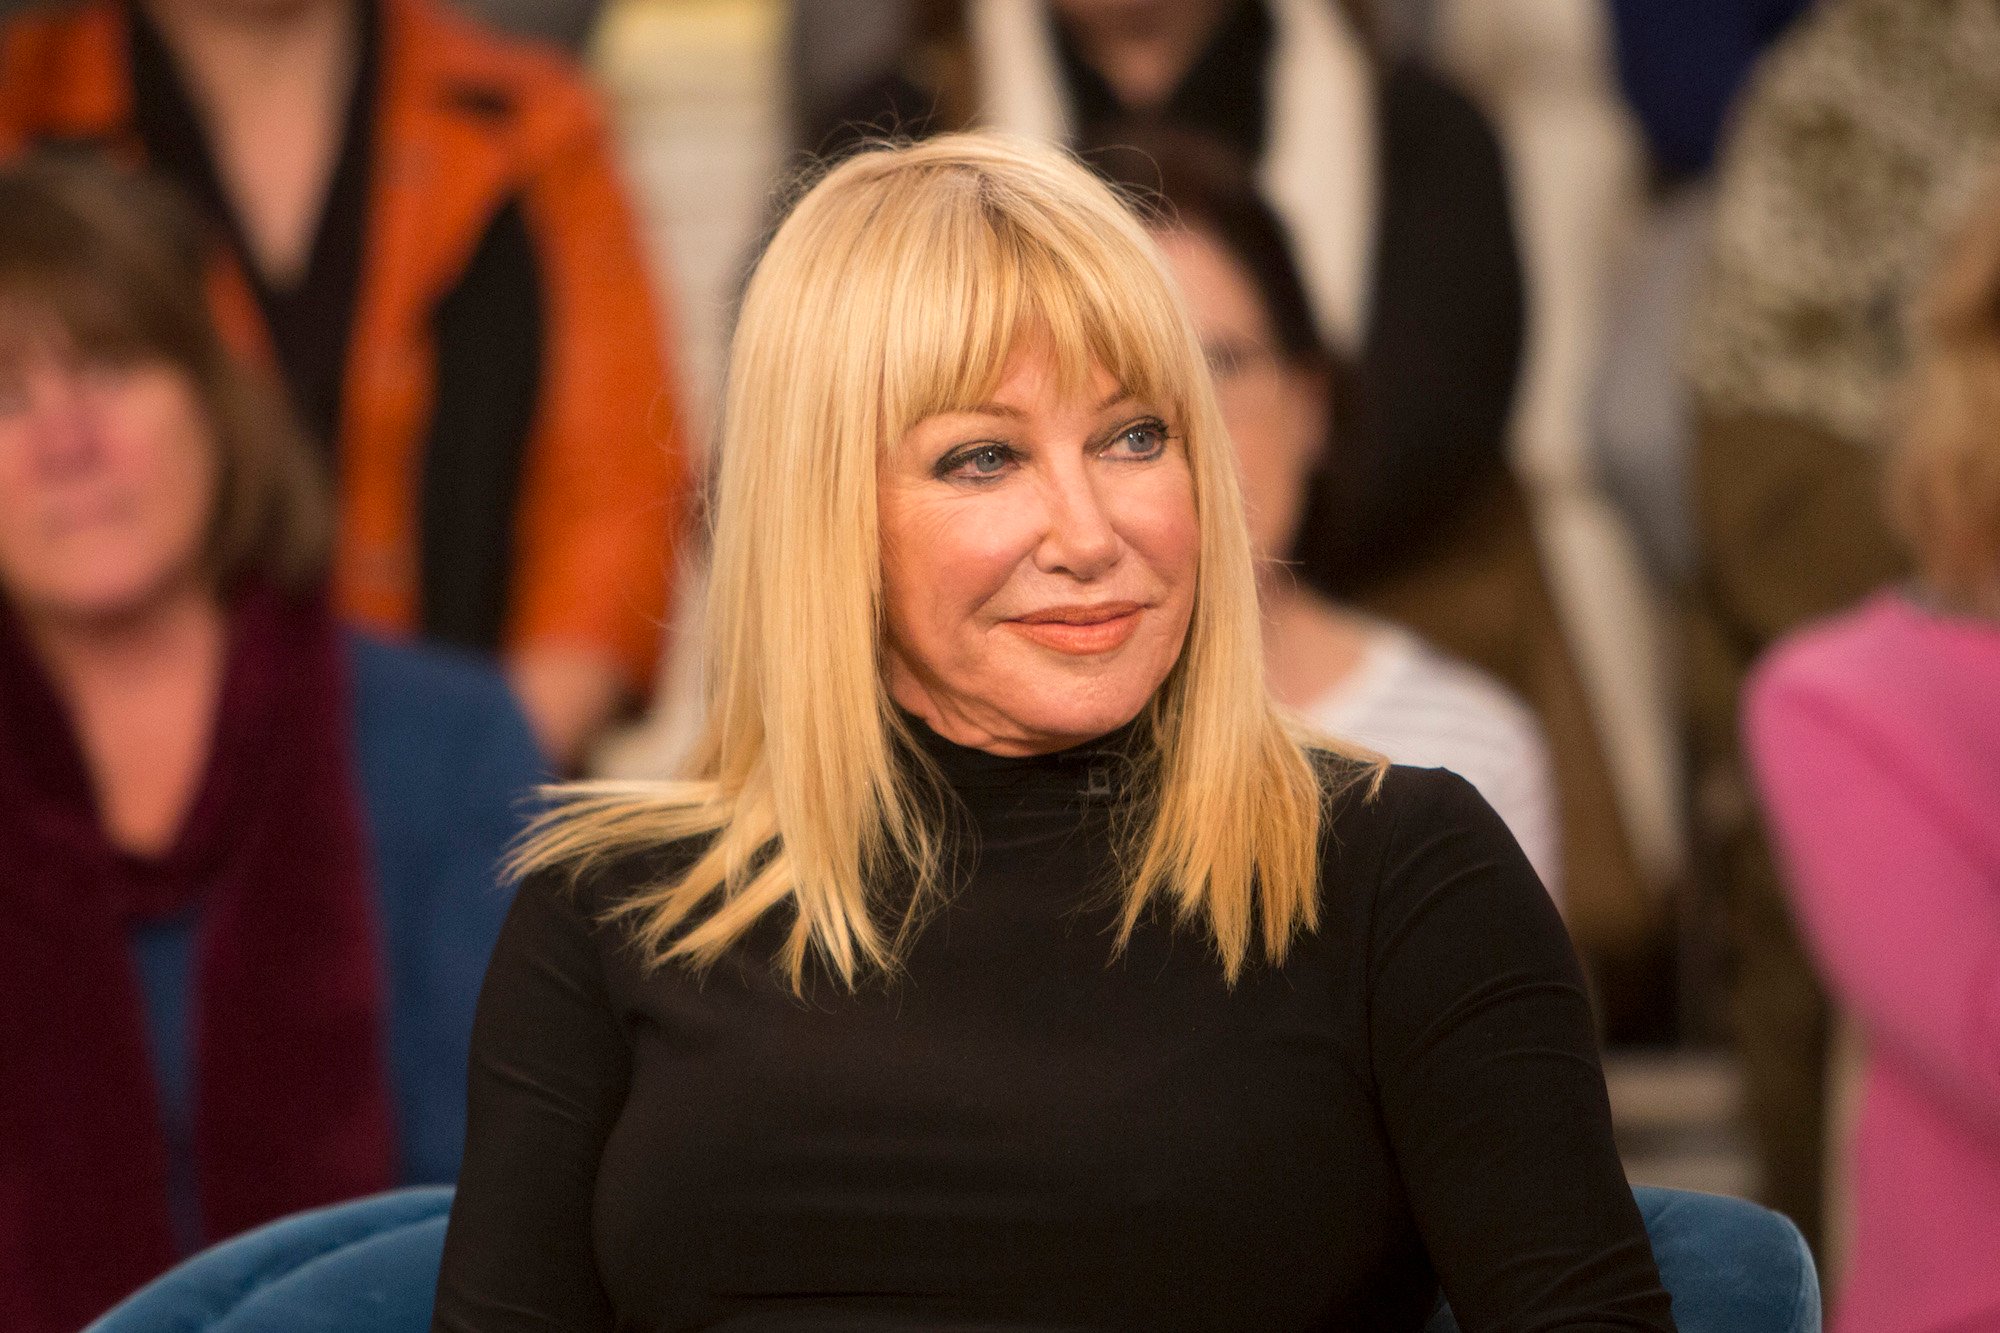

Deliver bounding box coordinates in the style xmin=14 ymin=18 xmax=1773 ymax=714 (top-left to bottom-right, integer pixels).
xmin=0 ymin=0 xmax=689 ymax=766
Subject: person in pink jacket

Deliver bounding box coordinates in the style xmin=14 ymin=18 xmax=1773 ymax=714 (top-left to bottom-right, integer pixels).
xmin=1745 ymin=181 xmax=2000 ymax=1333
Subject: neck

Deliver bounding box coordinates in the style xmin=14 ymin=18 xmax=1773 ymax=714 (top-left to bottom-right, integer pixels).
xmin=25 ymin=579 xmax=226 ymax=715
xmin=140 ymin=0 xmax=363 ymax=287
xmin=1258 ymin=572 xmax=1368 ymax=711
xmin=143 ymin=0 xmax=358 ymax=85
xmin=23 ymin=581 xmax=231 ymax=856
xmin=1058 ymin=0 xmax=1232 ymax=110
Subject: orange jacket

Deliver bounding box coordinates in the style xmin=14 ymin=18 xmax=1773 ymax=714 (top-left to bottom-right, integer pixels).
xmin=0 ymin=0 xmax=685 ymax=692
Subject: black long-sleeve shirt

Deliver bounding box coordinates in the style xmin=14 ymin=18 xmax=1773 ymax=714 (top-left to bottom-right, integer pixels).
xmin=434 ymin=727 xmax=1673 ymax=1331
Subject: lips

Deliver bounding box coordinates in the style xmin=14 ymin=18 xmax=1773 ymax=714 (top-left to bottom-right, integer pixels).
xmin=1005 ymin=601 xmax=1146 ymax=655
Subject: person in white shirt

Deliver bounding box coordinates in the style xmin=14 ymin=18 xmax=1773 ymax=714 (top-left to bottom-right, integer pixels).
xmin=1096 ymin=128 xmax=1564 ymax=899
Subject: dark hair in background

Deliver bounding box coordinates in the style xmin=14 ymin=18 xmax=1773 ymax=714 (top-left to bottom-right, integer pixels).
xmin=1083 ymin=126 xmax=1327 ymax=368
xmin=0 ymin=152 xmax=329 ymax=591
xmin=1080 ymin=123 xmax=1373 ymax=544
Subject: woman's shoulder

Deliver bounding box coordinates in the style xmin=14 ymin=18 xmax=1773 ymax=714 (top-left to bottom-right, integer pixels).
xmin=513 ymin=809 xmax=716 ymax=927
xmin=1747 ymin=591 xmax=2000 ymax=805
xmin=1751 ymin=590 xmax=1999 ymax=722
xmin=1307 ymin=751 xmax=1502 ymax=858
xmin=1304 ymin=740 xmax=1536 ymax=908
xmin=1315 ymin=626 xmax=1546 ymax=767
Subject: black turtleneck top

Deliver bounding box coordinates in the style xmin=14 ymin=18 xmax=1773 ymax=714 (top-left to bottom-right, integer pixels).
xmin=432 ymin=727 xmax=1673 ymax=1332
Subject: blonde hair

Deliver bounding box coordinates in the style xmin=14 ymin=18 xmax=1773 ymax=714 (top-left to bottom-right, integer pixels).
xmin=519 ymin=133 xmax=1379 ymax=987
xmin=1893 ymin=180 xmax=2000 ymax=614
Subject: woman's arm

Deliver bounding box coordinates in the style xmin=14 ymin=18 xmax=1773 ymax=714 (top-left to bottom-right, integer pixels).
xmin=431 ymin=869 xmax=632 ymax=1331
xmin=1747 ymin=674 xmax=2000 ymax=1136
xmin=1368 ymin=769 xmax=1673 ymax=1331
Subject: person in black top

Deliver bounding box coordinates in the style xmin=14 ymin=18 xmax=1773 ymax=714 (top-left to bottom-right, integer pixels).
xmin=432 ymin=133 xmax=1674 ymax=1332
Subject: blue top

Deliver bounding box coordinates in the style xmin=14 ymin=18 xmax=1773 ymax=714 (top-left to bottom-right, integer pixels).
xmin=130 ymin=633 xmax=545 ymax=1247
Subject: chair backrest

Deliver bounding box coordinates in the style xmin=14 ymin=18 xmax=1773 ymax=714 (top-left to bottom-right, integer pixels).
xmin=1426 ymin=1185 xmax=1820 ymax=1333
xmin=90 ymin=1183 xmax=1817 ymax=1333
xmin=85 ymin=1188 xmax=452 ymax=1333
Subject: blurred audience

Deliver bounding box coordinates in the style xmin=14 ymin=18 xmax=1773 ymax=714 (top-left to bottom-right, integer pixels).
xmin=454 ymin=0 xmax=603 ymax=54
xmin=1391 ymin=0 xmax=1688 ymax=937
xmin=1091 ymin=128 xmax=1562 ymax=896
xmin=0 ymin=156 xmax=540 ymax=1333
xmin=1605 ymin=0 xmax=1810 ymax=182
xmin=1685 ymin=0 xmax=2000 ymax=1245
xmin=1745 ymin=178 xmax=2000 ymax=1333
xmin=1591 ymin=0 xmax=1810 ymax=587
xmin=812 ymin=0 xmax=1523 ymax=600
xmin=805 ymin=0 xmax=1650 ymax=992
xmin=0 ymin=0 xmax=690 ymax=767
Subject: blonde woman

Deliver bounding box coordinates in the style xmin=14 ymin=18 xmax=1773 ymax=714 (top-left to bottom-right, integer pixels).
xmin=1746 ymin=183 xmax=2000 ymax=1333
xmin=433 ymin=134 xmax=1671 ymax=1332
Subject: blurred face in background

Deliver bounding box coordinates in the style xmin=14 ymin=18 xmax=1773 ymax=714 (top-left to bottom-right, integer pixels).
xmin=1051 ymin=0 xmax=1232 ymax=47
xmin=1152 ymin=225 xmax=1328 ymax=571
xmin=0 ymin=311 xmax=217 ymax=628
xmin=878 ymin=332 xmax=1201 ymax=754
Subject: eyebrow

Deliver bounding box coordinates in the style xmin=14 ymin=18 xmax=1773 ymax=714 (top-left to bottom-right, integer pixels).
xmin=955 ymin=387 xmax=1133 ymax=418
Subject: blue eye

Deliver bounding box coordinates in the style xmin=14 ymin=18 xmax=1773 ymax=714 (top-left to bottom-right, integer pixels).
xmin=1108 ymin=419 xmax=1170 ymax=459
xmin=938 ymin=442 xmax=1016 ymax=481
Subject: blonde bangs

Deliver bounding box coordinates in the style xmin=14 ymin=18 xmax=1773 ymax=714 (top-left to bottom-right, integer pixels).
xmin=515 ymin=133 xmax=1380 ymax=989
xmin=849 ymin=155 xmax=1198 ymax=470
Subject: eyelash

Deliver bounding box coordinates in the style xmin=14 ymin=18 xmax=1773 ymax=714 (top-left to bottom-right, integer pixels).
xmin=935 ymin=418 xmax=1173 ymax=483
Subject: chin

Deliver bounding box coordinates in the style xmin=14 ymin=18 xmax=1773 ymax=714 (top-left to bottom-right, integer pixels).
xmin=1009 ymin=681 xmax=1155 ymax=748
xmin=20 ymin=561 xmax=194 ymax=628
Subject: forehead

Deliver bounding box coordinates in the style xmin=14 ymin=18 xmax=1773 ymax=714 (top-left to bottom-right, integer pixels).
xmin=0 ymin=278 xmax=150 ymax=370
xmin=978 ymin=336 xmax=1128 ymax=411
xmin=1151 ymin=228 xmax=1270 ymax=340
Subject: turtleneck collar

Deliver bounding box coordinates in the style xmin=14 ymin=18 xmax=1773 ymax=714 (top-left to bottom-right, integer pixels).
xmin=893 ymin=708 xmax=1152 ymax=853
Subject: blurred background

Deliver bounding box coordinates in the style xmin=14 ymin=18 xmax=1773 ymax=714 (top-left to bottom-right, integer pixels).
xmin=5 ymin=0 xmax=1997 ymax=1325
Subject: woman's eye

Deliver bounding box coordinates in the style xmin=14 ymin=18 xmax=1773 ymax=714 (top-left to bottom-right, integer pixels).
xmin=940 ymin=443 xmax=1015 ymax=481
xmin=1108 ymin=420 xmax=1169 ymax=459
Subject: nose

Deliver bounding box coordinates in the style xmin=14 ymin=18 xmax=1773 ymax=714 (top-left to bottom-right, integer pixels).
xmin=19 ymin=361 xmax=104 ymax=479
xmin=1033 ymin=458 xmax=1124 ymax=581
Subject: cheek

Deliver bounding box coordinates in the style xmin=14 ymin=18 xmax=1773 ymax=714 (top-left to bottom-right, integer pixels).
xmin=877 ymin=487 xmax=1035 ymax=653
xmin=1223 ymin=400 xmax=1315 ymax=561
xmin=0 ymin=421 xmax=41 ymax=579
xmin=119 ymin=373 xmax=219 ymax=555
xmin=1117 ymin=461 xmax=1201 ymax=594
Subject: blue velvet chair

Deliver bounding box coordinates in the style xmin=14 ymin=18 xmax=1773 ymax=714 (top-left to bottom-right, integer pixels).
xmin=86 ymin=1188 xmax=453 ymax=1333
xmin=1425 ymin=1186 xmax=1819 ymax=1332
xmin=88 ymin=1184 xmax=1818 ymax=1332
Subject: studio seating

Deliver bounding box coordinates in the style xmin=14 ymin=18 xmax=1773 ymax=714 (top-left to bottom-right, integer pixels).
xmin=89 ymin=1184 xmax=1816 ymax=1333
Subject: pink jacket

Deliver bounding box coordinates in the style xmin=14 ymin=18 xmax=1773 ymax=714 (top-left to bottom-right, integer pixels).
xmin=1746 ymin=592 xmax=2000 ymax=1333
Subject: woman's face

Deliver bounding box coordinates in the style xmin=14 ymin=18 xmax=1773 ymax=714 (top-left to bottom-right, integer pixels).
xmin=1152 ymin=227 xmax=1327 ymax=568
xmin=0 ymin=327 xmax=217 ymax=626
xmin=878 ymin=332 xmax=1200 ymax=755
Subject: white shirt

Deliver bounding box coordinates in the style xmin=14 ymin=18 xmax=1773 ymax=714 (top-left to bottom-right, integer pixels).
xmin=1301 ymin=624 xmax=1563 ymax=904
